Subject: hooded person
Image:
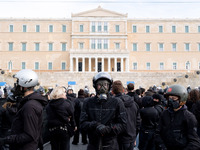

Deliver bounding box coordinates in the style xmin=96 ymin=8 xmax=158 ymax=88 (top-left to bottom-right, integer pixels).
xmin=0 ymin=69 xmax=48 ymax=150
xmin=80 ymin=72 xmax=127 ymax=150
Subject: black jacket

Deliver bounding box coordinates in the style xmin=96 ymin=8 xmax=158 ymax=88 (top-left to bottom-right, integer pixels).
xmin=6 ymin=92 xmax=48 ymax=150
xmin=116 ymin=93 xmax=141 ymax=144
xmin=80 ymin=95 xmax=127 ymax=150
xmin=156 ymin=105 xmax=200 ymax=150
xmin=74 ymin=96 xmax=85 ymax=126
xmin=127 ymin=92 xmax=142 ymax=108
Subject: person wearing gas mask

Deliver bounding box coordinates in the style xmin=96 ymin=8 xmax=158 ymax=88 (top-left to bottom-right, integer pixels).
xmin=155 ymin=84 xmax=200 ymax=150
xmin=0 ymin=69 xmax=48 ymax=150
xmin=80 ymin=72 xmax=127 ymax=150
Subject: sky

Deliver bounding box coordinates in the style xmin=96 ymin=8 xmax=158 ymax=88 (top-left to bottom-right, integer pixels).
xmin=0 ymin=0 xmax=200 ymax=19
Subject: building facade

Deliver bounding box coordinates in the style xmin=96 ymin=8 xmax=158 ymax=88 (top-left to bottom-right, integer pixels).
xmin=1 ymin=6 xmax=200 ymax=90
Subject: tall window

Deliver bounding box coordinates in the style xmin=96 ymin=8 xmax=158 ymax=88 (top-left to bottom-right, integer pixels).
xmin=92 ymin=22 xmax=95 ymax=32
xmin=9 ymin=25 xmax=13 ymax=32
xmin=21 ymin=62 xmax=26 ymax=69
xmin=172 ymin=26 xmax=176 ymax=33
xmin=91 ymin=39 xmax=95 ymax=49
xmin=8 ymin=42 xmax=13 ymax=51
xmin=36 ymin=25 xmax=40 ymax=32
xmin=62 ymin=25 xmax=66 ymax=32
xmin=133 ymin=43 xmax=137 ymax=51
xmin=115 ymin=43 xmax=120 ymax=49
xmin=158 ymin=43 xmax=164 ymax=51
xmin=172 ymin=43 xmax=177 ymax=51
xmin=35 ymin=43 xmax=40 ymax=51
xmin=185 ymin=43 xmax=190 ymax=51
xmin=97 ymin=39 xmax=102 ymax=49
xmin=61 ymin=62 xmax=66 ymax=70
xmin=8 ymin=61 xmax=12 ymax=71
xmin=198 ymin=26 xmax=200 ymax=33
xmin=49 ymin=25 xmax=53 ymax=32
xmin=61 ymin=43 xmax=66 ymax=51
xmin=79 ymin=42 xmax=84 ymax=49
xmin=133 ymin=62 xmax=137 ymax=70
xmin=115 ymin=25 xmax=119 ymax=32
xmin=23 ymin=25 xmax=27 ymax=32
xmin=146 ymin=25 xmax=150 ymax=33
xmin=172 ymin=62 xmax=177 ymax=70
xmin=22 ymin=43 xmax=26 ymax=51
xmin=146 ymin=62 xmax=151 ymax=70
xmin=35 ymin=62 xmax=39 ymax=70
xmin=198 ymin=62 xmax=200 ymax=70
xmin=185 ymin=25 xmax=189 ymax=33
xmin=98 ymin=22 xmax=101 ymax=32
xmin=185 ymin=61 xmax=190 ymax=70
xmin=104 ymin=39 xmax=108 ymax=49
xmin=160 ymin=62 xmax=164 ymax=70
xmin=104 ymin=22 xmax=108 ymax=32
xmin=80 ymin=25 xmax=84 ymax=32
xmin=198 ymin=43 xmax=200 ymax=51
xmin=146 ymin=43 xmax=151 ymax=51
xmin=48 ymin=43 xmax=53 ymax=51
xmin=159 ymin=26 xmax=163 ymax=33
xmin=132 ymin=25 xmax=137 ymax=33
xmin=48 ymin=62 xmax=53 ymax=70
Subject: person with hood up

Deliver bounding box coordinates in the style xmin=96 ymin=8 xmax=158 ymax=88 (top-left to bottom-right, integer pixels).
xmin=112 ymin=80 xmax=141 ymax=150
xmin=0 ymin=69 xmax=48 ymax=150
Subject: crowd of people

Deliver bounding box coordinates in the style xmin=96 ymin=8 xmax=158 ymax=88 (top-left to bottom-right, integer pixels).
xmin=0 ymin=69 xmax=200 ymax=150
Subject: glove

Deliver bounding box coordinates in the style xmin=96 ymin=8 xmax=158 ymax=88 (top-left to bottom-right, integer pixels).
xmin=89 ymin=121 xmax=100 ymax=129
xmin=0 ymin=138 xmax=6 ymax=146
xmin=96 ymin=124 xmax=111 ymax=136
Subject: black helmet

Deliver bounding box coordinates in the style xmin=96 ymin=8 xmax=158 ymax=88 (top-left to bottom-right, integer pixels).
xmin=93 ymin=72 xmax=113 ymax=90
xmin=165 ymin=84 xmax=188 ymax=102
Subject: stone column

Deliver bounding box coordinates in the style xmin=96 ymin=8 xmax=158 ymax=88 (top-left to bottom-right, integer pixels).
xmin=82 ymin=57 xmax=85 ymax=72
xmin=95 ymin=57 xmax=98 ymax=72
xmin=89 ymin=57 xmax=91 ymax=72
xmin=121 ymin=58 xmax=123 ymax=72
xmin=70 ymin=56 xmax=73 ymax=72
xmin=102 ymin=57 xmax=104 ymax=72
xmin=126 ymin=57 xmax=129 ymax=72
xmin=114 ymin=57 xmax=117 ymax=72
xmin=108 ymin=57 xmax=111 ymax=72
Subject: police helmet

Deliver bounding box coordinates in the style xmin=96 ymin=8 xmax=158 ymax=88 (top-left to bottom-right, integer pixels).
xmin=93 ymin=72 xmax=113 ymax=90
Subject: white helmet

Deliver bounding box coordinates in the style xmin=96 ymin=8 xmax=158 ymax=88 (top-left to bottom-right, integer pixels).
xmin=14 ymin=69 xmax=38 ymax=87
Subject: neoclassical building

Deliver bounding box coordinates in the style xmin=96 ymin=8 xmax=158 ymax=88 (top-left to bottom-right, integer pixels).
xmin=1 ymin=6 xmax=200 ymax=89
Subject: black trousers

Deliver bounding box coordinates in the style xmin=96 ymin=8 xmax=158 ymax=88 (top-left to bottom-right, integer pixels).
xmin=73 ymin=128 xmax=88 ymax=144
xmin=50 ymin=128 xmax=70 ymax=150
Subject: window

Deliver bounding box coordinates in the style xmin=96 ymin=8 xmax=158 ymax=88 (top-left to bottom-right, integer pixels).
xmin=36 ymin=25 xmax=40 ymax=32
xmin=22 ymin=43 xmax=26 ymax=51
xmin=91 ymin=39 xmax=95 ymax=49
xmin=159 ymin=43 xmax=164 ymax=51
xmin=146 ymin=62 xmax=151 ymax=70
xmin=185 ymin=25 xmax=189 ymax=33
xmin=98 ymin=22 xmax=101 ymax=32
xmin=159 ymin=26 xmax=163 ymax=33
xmin=97 ymin=39 xmax=102 ymax=49
xmin=115 ymin=25 xmax=119 ymax=32
xmin=8 ymin=42 xmax=13 ymax=51
xmin=9 ymin=25 xmax=13 ymax=32
xmin=199 ymin=62 xmax=200 ymax=70
xmin=48 ymin=62 xmax=53 ymax=70
xmin=48 ymin=43 xmax=53 ymax=51
xmin=79 ymin=42 xmax=84 ymax=49
xmin=8 ymin=61 xmax=12 ymax=71
xmin=160 ymin=62 xmax=164 ymax=70
xmin=172 ymin=26 xmax=176 ymax=33
xmin=133 ymin=62 xmax=137 ymax=70
xmin=198 ymin=43 xmax=200 ymax=51
xmin=104 ymin=39 xmax=108 ymax=49
xmin=61 ymin=62 xmax=66 ymax=70
xmin=35 ymin=62 xmax=39 ymax=70
xmin=92 ymin=22 xmax=95 ymax=32
xmin=78 ymin=62 xmax=82 ymax=72
xmin=146 ymin=43 xmax=151 ymax=51
xmin=172 ymin=62 xmax=177 ymax=70
xmin=132 ymin=25 xmax=137 ymax=33
xmin=23 ymin=25 xmax=27 ymax=32
xmin=80 ymin=25 xmax=84 ymax=32
xmin=185 ymin=43 xmax=190 ymax=51
xmin=21 ymin=62 xmax=26 ymax=69
xmin=172 ymin=43 xmax=177 ymax=51
xmin=115 ymin=43 xmax=120 ymax=49
xmin=133 ymin=43 xmax=137 ymax=51
xmin=104 ymin=22 xmax=108 ymax=32
xmin=198 ymin=26 xmax=200 ymax=33
xmin=146 ymin=25 xmax=150 ymax=33
xmin=62 ymin=25 xmax=66 ymax=32
xmin=35 ymin=43 xmax=40 ymax=51
xmin=49 ymin=25 xmax=53 ymax=32
xmin=185 ymin=61 xmax=190 ymax=70
xmin=61 ymin=43 xmax=66 ymax=51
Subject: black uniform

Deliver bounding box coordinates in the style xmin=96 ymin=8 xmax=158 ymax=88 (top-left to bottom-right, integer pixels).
xmin=80 ymin=95 xmax=127 ymax=150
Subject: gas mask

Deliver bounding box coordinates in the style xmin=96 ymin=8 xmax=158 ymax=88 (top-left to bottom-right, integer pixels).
xmin=168 ymin=98 xmax=180 ymax=110
xmin=96 ymin=80 xmax=110 ymax=101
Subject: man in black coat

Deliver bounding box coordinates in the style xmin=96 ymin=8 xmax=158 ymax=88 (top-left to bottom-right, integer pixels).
xmin=112 ymin=80 xmax=141 ymax=150
xmin=80 ymin=72 xmax=127 ymax=150
xmin=0 ymin=69 xmax=48 ymax=150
